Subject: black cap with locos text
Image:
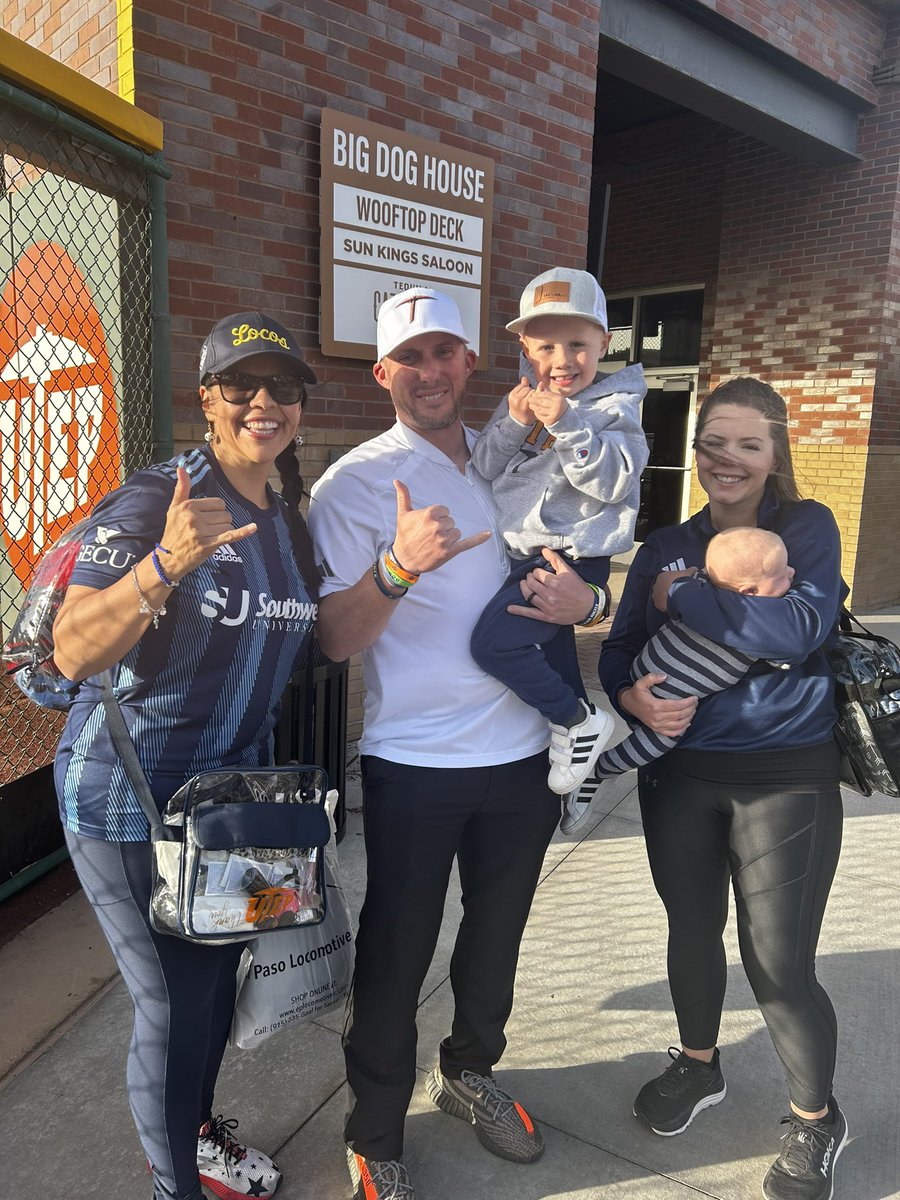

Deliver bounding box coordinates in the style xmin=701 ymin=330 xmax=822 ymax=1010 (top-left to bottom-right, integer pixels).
xmin=199 ymin=311 xmax=317 ymax=385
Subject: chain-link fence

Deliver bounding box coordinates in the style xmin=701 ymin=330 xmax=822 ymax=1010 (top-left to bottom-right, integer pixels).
xmin=0 ymin=87 xmax=157 ymax=788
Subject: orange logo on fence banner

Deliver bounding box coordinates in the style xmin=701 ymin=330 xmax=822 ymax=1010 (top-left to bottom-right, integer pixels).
xmin=0 ymin=241 xmax=121 ymax=587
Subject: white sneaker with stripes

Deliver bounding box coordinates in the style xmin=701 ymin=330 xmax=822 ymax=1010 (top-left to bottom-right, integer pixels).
xmin=548 ymin=700 xmax=613 ymax=794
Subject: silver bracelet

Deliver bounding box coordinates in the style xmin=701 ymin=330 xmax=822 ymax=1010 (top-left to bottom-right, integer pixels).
xmin=130 ymin=565 xmax=167 ymax=629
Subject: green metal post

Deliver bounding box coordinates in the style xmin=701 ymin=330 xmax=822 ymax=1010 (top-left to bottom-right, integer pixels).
xmin=149 ymin=162 xmax=173 ymax=461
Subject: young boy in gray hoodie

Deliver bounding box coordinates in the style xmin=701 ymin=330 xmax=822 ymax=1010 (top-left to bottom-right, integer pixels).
xmin=470 ymin=267 xmax=648 ymax=797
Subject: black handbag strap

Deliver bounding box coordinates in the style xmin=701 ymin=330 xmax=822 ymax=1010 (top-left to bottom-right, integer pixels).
xmin=838 ymin=605 xmax=883 ymax=639
xmin=97 ymin=670 xmax=171 ymax=841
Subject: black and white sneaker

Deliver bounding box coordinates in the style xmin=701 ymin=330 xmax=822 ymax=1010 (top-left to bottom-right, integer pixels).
xmin=633 ymin=1046 xmax=726 ymax=1135
xmin=762 ymin=1100 xmax=848 ymax=1200
xmin=559 ymin=777 xmax=603 ymax=835
xmin=548 ymin=700 xmax=613 ymax=794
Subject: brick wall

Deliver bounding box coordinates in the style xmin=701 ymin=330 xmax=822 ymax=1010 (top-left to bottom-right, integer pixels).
xmin=2 ymin=0 xmax=120 ymax=92
xmin=696 ymin=0 xmax=884 ymax=101
xmin=598 ymin=110 xmax=729 ymax=398
xmin=131 ymin=0 xmax=603 ymax=442
xmin=596 ymin=38 xmax=899 ymax=603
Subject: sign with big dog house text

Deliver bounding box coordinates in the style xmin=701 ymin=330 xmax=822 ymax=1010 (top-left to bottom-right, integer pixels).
xmin=320 ymin=109 xmax=494 ymax=362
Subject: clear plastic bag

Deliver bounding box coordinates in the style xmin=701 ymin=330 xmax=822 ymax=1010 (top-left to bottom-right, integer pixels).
xmin=150 ymin=766 xmax=331 ymax=944
xmin=2 ymin=518 xmax=88 ymax=708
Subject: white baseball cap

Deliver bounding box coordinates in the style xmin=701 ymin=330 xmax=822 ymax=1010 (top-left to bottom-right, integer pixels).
xmin=506 ymin=268 xmax=608 ymax=334
xmin=376 ymin=288 xmax=469 ymax=360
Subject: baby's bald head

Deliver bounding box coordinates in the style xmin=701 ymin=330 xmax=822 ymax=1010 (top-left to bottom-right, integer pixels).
xmin=705 ymin=527 xmax=794 ymax=597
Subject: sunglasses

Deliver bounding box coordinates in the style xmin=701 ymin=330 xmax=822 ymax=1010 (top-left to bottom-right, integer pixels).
xmin=208 ymin=372 xmax=305 ymax=406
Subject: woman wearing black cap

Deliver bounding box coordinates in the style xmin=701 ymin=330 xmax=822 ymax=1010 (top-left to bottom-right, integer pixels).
xmin=51 ymin=312 xmax=318 ymax=1200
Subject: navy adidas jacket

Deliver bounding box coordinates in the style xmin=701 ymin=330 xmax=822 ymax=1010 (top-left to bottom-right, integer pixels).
xmin=598 ymin=488 xmax=848 ymax=752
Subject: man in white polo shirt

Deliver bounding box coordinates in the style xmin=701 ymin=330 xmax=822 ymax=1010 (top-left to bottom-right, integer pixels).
xmin=309 ymin=289 xmax=560 ymax=1200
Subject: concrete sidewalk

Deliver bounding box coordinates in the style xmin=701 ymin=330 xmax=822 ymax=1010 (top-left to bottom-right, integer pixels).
xmin=1 ymin=612 xmax=898 ymax=1199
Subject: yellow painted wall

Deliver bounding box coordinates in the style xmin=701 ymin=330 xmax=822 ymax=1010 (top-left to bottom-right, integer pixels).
xmin=687 ymin=442 xmax=867 ymax=597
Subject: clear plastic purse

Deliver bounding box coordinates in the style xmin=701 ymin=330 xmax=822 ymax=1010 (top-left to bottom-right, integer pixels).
xmin=149 ymin=766 xmax=331 ymax=945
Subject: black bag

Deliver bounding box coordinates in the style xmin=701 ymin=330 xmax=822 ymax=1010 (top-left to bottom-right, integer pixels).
xmin=829 ymin=608 xmax=900 ymax=798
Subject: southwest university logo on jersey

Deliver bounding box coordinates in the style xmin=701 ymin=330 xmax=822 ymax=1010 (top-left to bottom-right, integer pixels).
xmin=200 ymin=585 xmax=317 ymax=631
xmin=0 ymin=242 xmax=121 ymax=587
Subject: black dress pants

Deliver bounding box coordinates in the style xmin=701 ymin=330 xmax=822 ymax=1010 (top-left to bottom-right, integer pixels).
xmin=343 ymin=751 xmax=559 ymax=1160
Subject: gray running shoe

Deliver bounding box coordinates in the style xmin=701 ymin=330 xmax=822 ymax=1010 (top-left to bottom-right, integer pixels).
xmin=425 ymin=1068 xmax=544 ymax=1162
xmin=346 ymin=1148 xmax=416 ymax=1200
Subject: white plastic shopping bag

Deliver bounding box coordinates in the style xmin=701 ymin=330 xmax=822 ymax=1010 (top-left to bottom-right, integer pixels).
xmin=230 ymin=790 xmax=354 ymax=1049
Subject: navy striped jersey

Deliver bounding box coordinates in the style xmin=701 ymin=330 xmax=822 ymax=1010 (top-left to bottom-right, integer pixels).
xmin=54 ymin=446 xmax=316 ymax=841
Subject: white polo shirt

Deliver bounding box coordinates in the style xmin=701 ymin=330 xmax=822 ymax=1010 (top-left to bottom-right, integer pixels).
xmin=308 ymin=421 xmax=549 ymax=768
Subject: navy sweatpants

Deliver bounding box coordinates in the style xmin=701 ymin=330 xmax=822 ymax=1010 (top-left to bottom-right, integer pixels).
xmin=65 ymin=828 xmax=246 ymax=1200
xmin=470 ymin=552 xmax=609 ymax=725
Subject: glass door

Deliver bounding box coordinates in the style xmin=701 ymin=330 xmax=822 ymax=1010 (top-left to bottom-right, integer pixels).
xmin=635 ymin=371 xmax=697 ymax=541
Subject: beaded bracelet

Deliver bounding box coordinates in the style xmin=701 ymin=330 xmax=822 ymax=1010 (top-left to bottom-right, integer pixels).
xmin=150 ymin=548 xmax=177 ymax=588
xmin=372 ymin=561 xmax=405 ymax=600
xmin=131 ymin=565 xmax=167 ymax=628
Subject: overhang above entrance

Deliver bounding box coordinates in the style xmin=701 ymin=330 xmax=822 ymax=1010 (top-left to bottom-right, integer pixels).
xmin=599 ymin=0 xmax=869 ymax=165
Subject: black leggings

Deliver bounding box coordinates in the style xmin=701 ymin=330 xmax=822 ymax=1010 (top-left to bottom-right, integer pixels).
xmin=638 ymin=747 xmax=843 ymax=1112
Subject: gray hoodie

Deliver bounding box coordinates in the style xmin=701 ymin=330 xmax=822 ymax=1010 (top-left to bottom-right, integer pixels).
xmin=471 ymin=359 xmax=648 ymax=561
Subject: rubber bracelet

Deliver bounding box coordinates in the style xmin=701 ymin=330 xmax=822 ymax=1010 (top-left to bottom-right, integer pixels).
xmin=382 ymin=556 xmax=418 ymax=590
xmin=577 ymin=584 xmax=610 ymax=629
xmin=372 ymin=561 xmax=405 ymax=600
xmin=388 ymin=544 xmax=419 ymax=577
xmin=576 ymin=585 xmax=601 ymax=627
xmin=382 ymin=564 xmax=411 ymax=590
xmin=383 ymin=550 xmax=419 ymax=586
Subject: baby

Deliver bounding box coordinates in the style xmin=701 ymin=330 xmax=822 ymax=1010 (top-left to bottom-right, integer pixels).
xmin=562 ymin=526 xmax=795 ymax=833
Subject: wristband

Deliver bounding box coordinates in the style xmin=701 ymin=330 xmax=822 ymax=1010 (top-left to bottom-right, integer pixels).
xmin=577 ymin=584 xmax=610 ymax=628
xmin=383 ymin=547 xmax=419 ymax=587
xmin=372 ymin=561 xmax=405 ymax=600
xmin=150 ymin=548 xmax=177 ymax=588
xmin=387 ymin=544 xmax=418 ymax=577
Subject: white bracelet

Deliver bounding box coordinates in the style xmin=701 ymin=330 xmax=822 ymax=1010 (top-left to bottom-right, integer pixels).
xmin=130 ymin=565 xmax=167 ymax=629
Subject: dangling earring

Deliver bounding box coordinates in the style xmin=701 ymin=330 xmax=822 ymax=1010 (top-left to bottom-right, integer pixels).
xmin=294 ymin=432 xmax=304 ymax=446
xmin=204 ymin=425 xmax=214 ymax=443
